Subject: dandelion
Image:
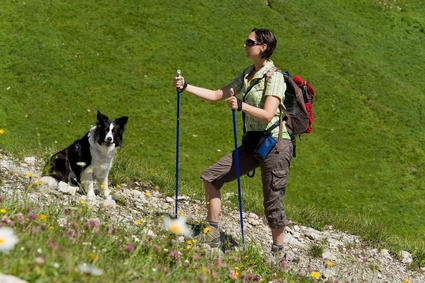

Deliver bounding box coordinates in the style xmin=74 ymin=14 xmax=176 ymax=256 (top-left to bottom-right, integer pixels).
xmin=0 ymin=227 xmax=18 ymax=253
xmin=0 ymin=208 xmax=6 ymax=214
xmin=327 ymin=261 xmax=335 ymax=267
xmin=310 ymin=271 xmax=320 ymax=279
xmin=37 ymin=180 xmax=43 ymax=185
xmin=163 ymin=216 xmax=192 ymax=237
xmin=0 ymin=129 xmax=5 ymax=135
xmin=38 ymin=214 xmax=47 ymax=222
xmin=26 ymin=172 xmax=33 ymax=179
xmin=78 ymin=263 xmax=104 ymax=276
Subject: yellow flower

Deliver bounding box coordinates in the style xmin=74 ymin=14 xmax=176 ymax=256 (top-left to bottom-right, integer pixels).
xmin=100 ymin=183 xmax=104 ymax=189
xmin=115 ymin=184 xmax=121 ymax=189
xmin=38 ymin=214 xmax=47 ymax=222
xmin=203 ymin=227 xmax=211 ymax=234
xmin=26 ymin=173 xmax=33 ymax=178
xmin=0 ymin=129 xmax=5 ymax=135
xmin=80 ymin=199 xmax=85 ymax=205
xmin=154 ymin=184 xmax=160 ymax=190
xmin=310 ymin=271 xmax=320 ymax=279
xmin=134 ymin=220 xmax=140 ymax=226
xmin=37 ymin=180 xmax=43 ymax=185
xmin=327 ymin=261 xmax=335 ymax=267
xmin=89 ymin=253 xmax=97 ymax=261
xmin=0 ymin=208 xmax=6 ymax=214
xmin=49 ymin=226 xmax=54 ymax=231
xmin=179 ymin=211 xmax=184 ymax=216
xmin=402 ymin=280 xmax=410 ymax=283
xmin=145 ymin=191 xmax=152 ymax=198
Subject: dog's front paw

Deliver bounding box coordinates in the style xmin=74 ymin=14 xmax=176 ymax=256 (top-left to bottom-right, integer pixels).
xmin=87 ymin=189 xmax=96 ymax=200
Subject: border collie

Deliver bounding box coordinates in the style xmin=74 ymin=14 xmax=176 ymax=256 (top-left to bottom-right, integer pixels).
xmin=44 ymin=111 xmax=128 ymax=199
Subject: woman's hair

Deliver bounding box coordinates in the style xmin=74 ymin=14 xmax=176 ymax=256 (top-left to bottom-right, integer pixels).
xmin=251 ymin=28 xmax=277 ymax=59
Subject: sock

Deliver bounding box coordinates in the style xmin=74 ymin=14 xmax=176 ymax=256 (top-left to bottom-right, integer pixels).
xmin=272 ymin=244 xmax=283 ymax=251
xmin=208 ymin=221 xmax=219 ymax=229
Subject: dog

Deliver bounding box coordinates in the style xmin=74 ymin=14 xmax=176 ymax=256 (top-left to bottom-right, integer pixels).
xmin=44 ymin=111 xmax=128 ymax=199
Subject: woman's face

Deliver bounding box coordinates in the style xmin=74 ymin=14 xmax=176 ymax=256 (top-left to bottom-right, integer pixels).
xmin=244 ymin=31 xmax=265 ymax=59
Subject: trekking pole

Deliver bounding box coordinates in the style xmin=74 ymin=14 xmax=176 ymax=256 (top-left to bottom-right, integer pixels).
xmin=230 ymin=88 xmax=245 ymax=247
xmin=175 ymin=69 xmax=181 ymax=217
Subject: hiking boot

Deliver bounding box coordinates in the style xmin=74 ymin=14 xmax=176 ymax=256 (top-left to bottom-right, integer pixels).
xmin=195 ymin=225 xmax=221 ymax=248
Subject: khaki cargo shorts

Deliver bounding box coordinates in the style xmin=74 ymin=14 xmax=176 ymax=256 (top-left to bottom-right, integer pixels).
xmin=201 ymin=138 xmax=293 ymax=229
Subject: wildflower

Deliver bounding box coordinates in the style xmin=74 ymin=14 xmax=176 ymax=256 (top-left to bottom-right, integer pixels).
xmin=100 ymin=183 xmax=104 ymax=189
xmin=228 ymin=270 xmax=239 ymax=280
xmin=154 ymin=184 xmax=160 ymax=190
xmin=38 ymin=214 xmax=47 ymax=222
xmin=0 ymin=208 xmax=6 ymax=214
xmin=115 ymin=184 xmax=121 ymax=189
xmin=80 ymin=199 xmax=85 ymax=205
xmin=126 ymin=245 xmax=134 ymax=253
xmin=310 ymin=271 xmax=320 ymax=279
xmin=163 ymin=216 xmax=192 ymax=237
xmin=327 ymin=261 xmax=335 ymax=267
xmin=37 ymin=180 xmax=43 ymax=185
xmin=53 ymin=263 xmax=60 ymax=268
xmin=78 ymin=263 xmax=103 ymax=276
xmin=76 ymin=162 xmax=86 ymax=167
xmin=203 ymin=227 xmax=211 ymax=234
xmin=402 ymin=280 xmax=410 ymax=283
xmin=134 ymin=220 xmax=140 ymax=225
xmin=179 ymin=211 xmax=184 ymax=216
xmin=26 ymin=173 xmax=33 ymax=179
xmin=0 ymin=129 xmax=5 ymax=135
xmin=145 ymin=191 xmax=152 ymax=198
xmin=0 ymin=227 xmax=18 ymax=253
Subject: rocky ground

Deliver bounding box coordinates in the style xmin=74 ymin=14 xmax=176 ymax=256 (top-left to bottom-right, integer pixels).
xmin=1 ymin=150 xmax=425 ymax=283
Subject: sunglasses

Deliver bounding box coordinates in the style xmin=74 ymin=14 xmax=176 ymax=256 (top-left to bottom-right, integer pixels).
xmin=245 ymin=39 xmax=262 ymax=47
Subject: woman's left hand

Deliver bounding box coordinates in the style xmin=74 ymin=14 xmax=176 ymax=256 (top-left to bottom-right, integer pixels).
xmin=226 ymin=96 xmax=242 ymax=111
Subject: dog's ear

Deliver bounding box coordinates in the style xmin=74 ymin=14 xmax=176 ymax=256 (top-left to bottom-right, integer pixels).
xmin=115 ymin=116 xmax=128 ymax=129
xmin=97 ymin=111 xmax=109 ymax=122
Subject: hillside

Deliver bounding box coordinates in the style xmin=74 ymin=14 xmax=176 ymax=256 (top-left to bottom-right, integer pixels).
xmin=1 ymin=0 xmax=425 ymax=261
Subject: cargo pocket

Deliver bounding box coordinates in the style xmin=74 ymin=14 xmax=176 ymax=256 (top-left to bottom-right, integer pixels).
xmin=271 ymin=169 xmax=287 ymax=191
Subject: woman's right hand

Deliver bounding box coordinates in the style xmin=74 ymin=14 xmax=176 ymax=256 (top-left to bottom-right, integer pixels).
xmin=173 ymin=76 xmax=185 ymax=90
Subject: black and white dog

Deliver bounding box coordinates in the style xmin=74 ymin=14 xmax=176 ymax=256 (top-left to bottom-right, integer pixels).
xmin=44 ymin=111 xmax=128 ymax=199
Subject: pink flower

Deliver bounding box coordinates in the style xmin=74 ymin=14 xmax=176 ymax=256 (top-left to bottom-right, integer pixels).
xmin=126 ymin=245 xmax=134 ymax=253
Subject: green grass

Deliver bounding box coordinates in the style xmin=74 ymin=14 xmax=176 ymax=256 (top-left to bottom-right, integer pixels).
xmin=1 ymin=0 xmax=425 ymax=271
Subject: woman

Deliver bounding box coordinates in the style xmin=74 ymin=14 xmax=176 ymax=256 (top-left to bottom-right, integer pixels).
xmin=173 ymin=28 xmax=293 ymax=254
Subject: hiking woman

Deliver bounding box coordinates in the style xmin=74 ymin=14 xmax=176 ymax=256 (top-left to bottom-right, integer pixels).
xmin=173 ymin=28 xmax=293 ymax=254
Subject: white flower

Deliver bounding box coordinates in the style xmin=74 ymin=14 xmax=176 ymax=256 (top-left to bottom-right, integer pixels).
xmin=76 ymin=162 xmax=86 ymax=167
xmin=163 ymin=216 xmax=192 ymax=238
xmin=78 ymin=263 xmax=104 ymax=276
xmin=0 ymin=227 xmax=18 ymax=253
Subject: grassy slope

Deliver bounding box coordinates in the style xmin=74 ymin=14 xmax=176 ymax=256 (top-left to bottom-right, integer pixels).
xmin=1 ymin=0 xmax=425 ymax=256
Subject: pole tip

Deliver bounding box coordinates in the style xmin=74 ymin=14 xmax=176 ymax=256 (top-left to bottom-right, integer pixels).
xmin=177 ymin=70 xmax=181 ymax=77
